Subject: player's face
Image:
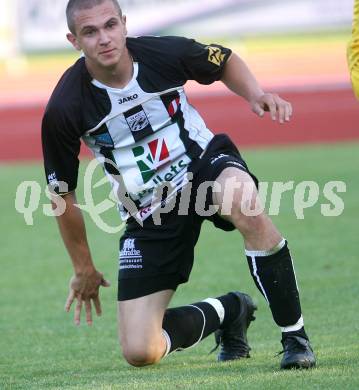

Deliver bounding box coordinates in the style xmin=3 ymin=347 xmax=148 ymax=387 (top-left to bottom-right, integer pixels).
xmin=67 ymin=0 xmax=127 ymax=69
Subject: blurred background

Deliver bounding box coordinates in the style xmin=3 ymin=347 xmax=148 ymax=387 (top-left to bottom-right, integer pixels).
xmin=0 ymin=0 xmax=357 ymax=160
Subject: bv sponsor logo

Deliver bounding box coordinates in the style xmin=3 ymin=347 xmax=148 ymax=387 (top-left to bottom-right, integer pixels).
xmin=206 ymin=46 xmax=226 ymax=66
xmin=132 ymin=138 xmax=171 ymax=183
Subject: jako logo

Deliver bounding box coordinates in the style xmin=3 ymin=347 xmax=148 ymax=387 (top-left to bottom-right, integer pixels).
xmin=132 ymin=138 xmax=170 ymax=183
xmin=118 ymin=94 xmax=138 ymax=104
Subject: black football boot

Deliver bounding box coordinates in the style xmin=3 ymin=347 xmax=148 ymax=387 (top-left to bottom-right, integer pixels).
xmin=213 ymin=292 xmax=257 ymax=361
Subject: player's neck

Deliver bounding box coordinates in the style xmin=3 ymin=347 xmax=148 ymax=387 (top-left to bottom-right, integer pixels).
xmin=85 ymin=49 xmax=134 ymax=89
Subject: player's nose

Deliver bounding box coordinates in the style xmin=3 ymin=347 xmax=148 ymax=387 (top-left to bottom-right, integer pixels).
xmin=98 ymin=29 xmax=111 ymax=45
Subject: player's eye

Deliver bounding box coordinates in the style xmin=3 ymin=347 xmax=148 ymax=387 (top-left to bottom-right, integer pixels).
xmin=106 ymin=20 xmax=118 ymax=29
xmin=83 ymin=29 xmax=96 ymax=36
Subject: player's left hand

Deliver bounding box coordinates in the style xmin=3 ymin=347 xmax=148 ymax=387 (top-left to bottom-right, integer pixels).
xmin=251 ymin=93 xmax=293 ymax=124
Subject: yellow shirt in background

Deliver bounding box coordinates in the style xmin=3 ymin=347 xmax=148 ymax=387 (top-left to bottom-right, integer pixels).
xmin=348 ymin=0 xmax=359 ymax=99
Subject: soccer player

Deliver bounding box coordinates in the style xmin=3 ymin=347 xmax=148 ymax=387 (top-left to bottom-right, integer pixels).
xmin=348 ymin=0 xmax=359 ymax=99
xmin=42 ymin=0 xmax=316 ymax=369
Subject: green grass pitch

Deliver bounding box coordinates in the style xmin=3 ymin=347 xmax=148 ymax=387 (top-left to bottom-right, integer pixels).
xmin=1 ymin=142 xmax=359 ymax=389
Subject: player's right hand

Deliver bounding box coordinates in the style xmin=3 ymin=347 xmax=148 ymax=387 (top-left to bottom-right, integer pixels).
xmin=251 ymin=93 xmax=293 ymax=124
xmin=64 ymin=269 xmax=111 ymax=326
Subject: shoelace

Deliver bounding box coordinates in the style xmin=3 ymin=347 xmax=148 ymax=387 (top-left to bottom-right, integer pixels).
xmin=209 ymin=331 xmax=222 ymax=354
xmin=210 ymin=329 xmax=250 ymax=356
xmin=275 ymin=339 xmax=308 ymax=357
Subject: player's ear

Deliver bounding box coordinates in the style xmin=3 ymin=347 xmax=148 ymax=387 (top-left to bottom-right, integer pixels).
xmin=121 ymin=15 xmax=128 ymax=35
xmin=67 ymin=33 xmax=81 ymax=51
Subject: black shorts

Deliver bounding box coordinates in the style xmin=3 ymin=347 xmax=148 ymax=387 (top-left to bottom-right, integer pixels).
xmin=118 ymin=134 xmax=258 ymax=301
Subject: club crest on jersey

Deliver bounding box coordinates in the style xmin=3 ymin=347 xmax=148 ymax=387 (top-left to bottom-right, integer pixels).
xmin=132 ymin=138 xmax=170 ymax=183
xmin=206 ymin=46 xmax=226 ymax=66
xmin=125 ymin=108 xmax=150 ymax=132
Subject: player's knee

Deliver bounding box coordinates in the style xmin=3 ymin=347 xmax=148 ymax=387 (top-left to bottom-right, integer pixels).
xmin=123 ymin=350 xmax=159 ymax=367
xmin=229 ymin=188 xmax=262 ymax=224
xmin=227 ymin=183 xmax=260 ymax=221
xmin=231 ymin=209 xmax=269 ymax=236
xmin=122 ymin=341 xmax=162 ymax=367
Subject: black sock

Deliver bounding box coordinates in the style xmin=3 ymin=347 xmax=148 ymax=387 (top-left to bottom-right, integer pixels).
xmin=162 ymin=302 xmax=220 ymax=353
xmin=162 ymin=293 xmax=241 ymax=353
xmin=246 ymin=239 xmax=302 ymax=328
xmin=282 ymin=327 xmax=309 ymax=341
xmin=216 ymin=292 xmax=241 ymax=328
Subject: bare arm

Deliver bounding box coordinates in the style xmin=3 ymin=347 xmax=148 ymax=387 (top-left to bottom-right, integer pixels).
xmin=348 ymin=0 xmax=359 ymax=99
xmin=221 ymin=53 xmax=292 ymax=124
xmin=56 ymin=191 xmax=110 ymax=326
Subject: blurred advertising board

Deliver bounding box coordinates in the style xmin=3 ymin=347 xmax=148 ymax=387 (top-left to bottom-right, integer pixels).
xmin=15 ymin=0 xmax=353 ymax=52
xmin=0 ymin=0 xmax=19 ymax=57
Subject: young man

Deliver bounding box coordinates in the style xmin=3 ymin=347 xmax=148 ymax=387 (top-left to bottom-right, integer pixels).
xmin=348 ymin=0 xmax=359 ymax=99
xmin=42 ymin=0 xmax=316 ymax=369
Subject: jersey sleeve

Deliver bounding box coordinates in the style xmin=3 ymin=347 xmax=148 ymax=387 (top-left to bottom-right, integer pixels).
xmin=348 ymin=0 xmax=359 ymax=100
xmin=42 ymin=104 xmax=81 ymax=194
xmin=180 ymin=38 xmax=232 ymax=85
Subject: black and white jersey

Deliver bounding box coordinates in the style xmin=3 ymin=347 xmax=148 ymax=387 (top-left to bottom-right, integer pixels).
xmin=42 ymin=36 xmax=232 ymax=220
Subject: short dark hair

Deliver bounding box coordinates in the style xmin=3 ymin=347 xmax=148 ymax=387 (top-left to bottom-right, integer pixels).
xmin=66 ymin=0 xmax=122 ymax=34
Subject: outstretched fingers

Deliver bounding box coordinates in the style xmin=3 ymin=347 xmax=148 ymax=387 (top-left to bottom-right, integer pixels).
xmin=274 ymin=95 xmax=292 ymax=124
xmin=65 ymin=273 xmax=110 ymax=326
xmin=253 ymin=93 xmax=293 ymax=124
xmin=85 ymin=300 xmax=93 ymax=325
xmin=287 ymin=101 xmax=293 ymax=120
xmin=74 ymin=296 xmax=83 ymax=326
xmin=267 ymin=100 xmax=278 ymax=121
xmin=65 ymin=289 xmax=75 ymax=312
xmin=93 ymin=296 xmax=102 ymax=316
